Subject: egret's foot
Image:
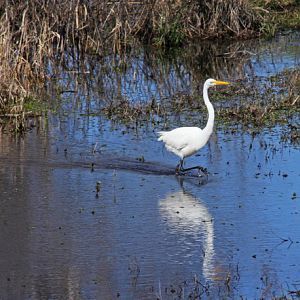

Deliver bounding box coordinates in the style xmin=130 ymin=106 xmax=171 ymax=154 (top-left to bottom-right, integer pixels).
xmin=175 ymin=160 xmax=184 ymax=175
xmin=175 ymin=166 xmax=187 ymax=176
xmin=197 ymin=166 xmax=208 ymax=174
xmin=175 ymin=166 xmax=181 ymax=175
xmin=175 ymin=165 xmax=208 ymax=178
xmin=175 ymin=168 xmax=185 ymax=176
xmin=197 ymin=166 xmax=208 ymax=178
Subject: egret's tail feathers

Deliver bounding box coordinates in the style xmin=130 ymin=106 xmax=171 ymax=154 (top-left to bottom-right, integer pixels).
xmin=157 ymin=131 xmax=167 ymax=141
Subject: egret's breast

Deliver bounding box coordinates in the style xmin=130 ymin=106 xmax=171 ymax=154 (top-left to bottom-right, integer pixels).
xmin=181 ymin=145 xmax=198 ymax=158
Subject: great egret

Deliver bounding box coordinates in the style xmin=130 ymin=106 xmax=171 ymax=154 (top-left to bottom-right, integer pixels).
xmin=157 ymin=78 xmax=230 ymax=174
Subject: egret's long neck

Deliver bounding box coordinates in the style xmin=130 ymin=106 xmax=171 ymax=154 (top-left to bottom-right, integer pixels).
xmin=203 ymin=85 xmax=214 ymax=135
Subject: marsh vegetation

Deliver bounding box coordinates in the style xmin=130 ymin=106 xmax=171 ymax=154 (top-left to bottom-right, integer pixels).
xmin=0 ymin=3 xmax=300 ymax=299
xmin=0 ymin=0 xmax=300 ymax=132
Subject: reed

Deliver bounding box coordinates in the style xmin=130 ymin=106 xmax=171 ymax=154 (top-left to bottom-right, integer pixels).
xmin=0 ymin=0 xmax=294 ymax=131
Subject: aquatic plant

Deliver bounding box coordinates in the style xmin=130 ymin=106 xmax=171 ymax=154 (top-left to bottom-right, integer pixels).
xmin=100 ymin=68 xmax=300 ymax=145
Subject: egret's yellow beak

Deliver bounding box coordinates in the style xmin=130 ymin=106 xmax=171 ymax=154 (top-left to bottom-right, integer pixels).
xmin=214 ymin=80 xmax=230 ymax=85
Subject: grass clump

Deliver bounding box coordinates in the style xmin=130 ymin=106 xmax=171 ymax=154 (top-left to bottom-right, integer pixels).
xmin=252 ymin=0 xmax=300 ymax=36
xmin=217 ymin=69 xmax=299 ymax=119
xmin=152 ymin=0 xmax=259 ymax=47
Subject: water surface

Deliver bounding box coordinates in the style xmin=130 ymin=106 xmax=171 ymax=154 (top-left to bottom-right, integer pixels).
xmin=0 ymin=32 xmax=300 ymax=299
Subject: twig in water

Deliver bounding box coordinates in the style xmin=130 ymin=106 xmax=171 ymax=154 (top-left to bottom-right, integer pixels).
xmin=93 ymin=142 xmax=98 ymax=154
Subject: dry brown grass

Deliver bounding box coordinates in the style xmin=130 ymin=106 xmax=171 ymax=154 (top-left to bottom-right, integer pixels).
xmin=0 ymin=0 xmax=261 ymax=131
xmin=153 ymin=0 xmax=259 ymax=40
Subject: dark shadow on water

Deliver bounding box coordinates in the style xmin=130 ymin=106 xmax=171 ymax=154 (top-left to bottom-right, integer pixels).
xmin=0 ymin=154 xmax=209 ymax=186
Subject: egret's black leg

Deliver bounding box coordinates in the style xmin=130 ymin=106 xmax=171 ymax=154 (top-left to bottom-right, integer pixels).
xmin=182 ymin=165 xmax=207 ymax=174
xmin=175 ymin=159 xmax=184 ymax=174
xmin=177 ymin=164 xmax=208 ymax=177
xmin=175 ymin=159 xmax=208 ymax=177
xmin=179 ymin=159 xmax=184 ymax=171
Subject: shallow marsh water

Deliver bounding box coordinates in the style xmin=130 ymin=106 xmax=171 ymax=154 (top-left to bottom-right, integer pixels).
xmin=1 ymin=32 xmax=300 ymax=299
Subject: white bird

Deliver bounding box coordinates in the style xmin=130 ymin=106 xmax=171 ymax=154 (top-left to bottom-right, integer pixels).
xmin=157 ymin=78 xmax=230 ymax=174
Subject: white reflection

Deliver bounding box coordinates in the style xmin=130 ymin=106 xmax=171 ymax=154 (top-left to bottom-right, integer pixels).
xmin=159 ymin=189 xmax=215 ymax=280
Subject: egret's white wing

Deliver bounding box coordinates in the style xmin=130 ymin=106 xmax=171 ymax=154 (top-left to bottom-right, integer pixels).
xmin=158 ymin=127 xmax=202 ymax=151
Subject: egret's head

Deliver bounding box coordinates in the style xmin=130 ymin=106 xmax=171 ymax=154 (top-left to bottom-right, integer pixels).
xmin=205 ymin=78 xmax=230 ymax=87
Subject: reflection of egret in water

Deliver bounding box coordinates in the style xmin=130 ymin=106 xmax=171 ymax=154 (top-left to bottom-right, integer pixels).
xmin=159 ymin=186 xmax=215 ymax=281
